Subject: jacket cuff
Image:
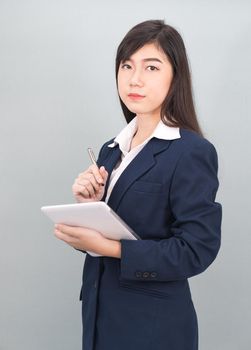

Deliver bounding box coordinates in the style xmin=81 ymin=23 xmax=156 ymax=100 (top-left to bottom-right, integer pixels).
xmin=120 ymin=239 xmax=160 ymax=282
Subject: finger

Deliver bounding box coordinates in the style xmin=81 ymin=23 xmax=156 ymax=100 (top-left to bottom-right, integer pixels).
xmin=72 ymin=183 xmax=93 ymax=199
xmin=75 ymin=174 xmax=102 ymax=196
xmin=73 ymin=178 xmax=101 ymax=198
xmin=88 ymin=165 xmax=105 ymax=185
xmin=77 ymin=174 xmax=101 ymax=193
xmin=54 ymin=228 xmax=78 ymax=244
xmin=55 ymin=224 xmax=80 ymax=237
xmin=100 ymin=166 xmax=108 ymax=182
xmin=79 ymin=182 xmax=97 ymax=197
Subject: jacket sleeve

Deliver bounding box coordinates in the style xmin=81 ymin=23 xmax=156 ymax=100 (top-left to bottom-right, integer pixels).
xmin=119 ymin=140 xmax=222 ymax=282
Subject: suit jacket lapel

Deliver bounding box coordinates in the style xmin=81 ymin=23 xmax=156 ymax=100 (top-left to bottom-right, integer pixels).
xmin=107 ymin=138 xmax=172 ymax=211
xmin=97 ymin=144 xmax=122 ymax=201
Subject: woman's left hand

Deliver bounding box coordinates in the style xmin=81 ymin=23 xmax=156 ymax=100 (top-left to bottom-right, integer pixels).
xmin=54 ymin=224 xmax=121 ymax=258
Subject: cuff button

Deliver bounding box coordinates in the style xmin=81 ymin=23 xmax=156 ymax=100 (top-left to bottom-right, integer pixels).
xmin=143 ymin=272 xmax=150 ymax=278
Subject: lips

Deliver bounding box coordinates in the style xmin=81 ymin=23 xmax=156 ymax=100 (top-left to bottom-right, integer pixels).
xmin=128 ymin=93 xmax=145 ymax=101
xmin=128 ymin=93 xmax=145 ymax=97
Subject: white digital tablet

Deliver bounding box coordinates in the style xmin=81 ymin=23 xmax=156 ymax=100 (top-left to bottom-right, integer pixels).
xmin=41 ymin=201 xmax=139 ymax=257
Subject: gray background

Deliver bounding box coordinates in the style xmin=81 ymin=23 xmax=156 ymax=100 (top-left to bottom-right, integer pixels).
xmin=0 ymin=0 xmax=250 ymax=349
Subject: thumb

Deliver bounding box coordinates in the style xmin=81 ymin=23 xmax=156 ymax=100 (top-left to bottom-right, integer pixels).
xmin=100 ymin=166 xmax=108 ymax=179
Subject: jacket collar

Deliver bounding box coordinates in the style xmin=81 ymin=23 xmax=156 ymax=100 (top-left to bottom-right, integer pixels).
xmin=107 ymin=116 xmax=180 ymax=155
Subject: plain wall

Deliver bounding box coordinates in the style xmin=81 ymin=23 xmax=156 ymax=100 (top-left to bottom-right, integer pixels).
xmin=0 ymin=0 xmax=250 ymax=349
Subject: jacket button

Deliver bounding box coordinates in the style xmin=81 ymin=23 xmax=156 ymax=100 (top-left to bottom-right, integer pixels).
xmin=143 ymin=272 xmax=150 ymax=278
xmin=150 ymin=272 xmax=157 ymax=278
xmin=135 ymin=271 xmax=142 ymax=278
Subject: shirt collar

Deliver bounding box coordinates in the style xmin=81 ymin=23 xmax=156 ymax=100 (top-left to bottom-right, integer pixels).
xmin=108 ymin=116 xmax=181 ymax=154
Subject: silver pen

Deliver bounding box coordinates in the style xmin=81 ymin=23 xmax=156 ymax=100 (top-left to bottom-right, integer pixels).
xmin=87 ymin=147 xmax=97 ymax=166
xmin=87 ymin=148 xmax=104 ymax=186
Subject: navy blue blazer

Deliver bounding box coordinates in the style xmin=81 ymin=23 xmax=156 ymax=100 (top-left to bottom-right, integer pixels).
xmin=80 ymin=128 xmax=222 ymax=350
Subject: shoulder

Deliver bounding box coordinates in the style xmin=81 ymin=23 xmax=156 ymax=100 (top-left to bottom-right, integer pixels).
xmin=179 ymin=128 xmax=216 ymax=151
xmin=173 ymin=128 xmax=218 ymax=158
xmin=172 ymin=129 xmax=218 ymax=171
xmin=169 ymin=128 xmax=219 ymax=173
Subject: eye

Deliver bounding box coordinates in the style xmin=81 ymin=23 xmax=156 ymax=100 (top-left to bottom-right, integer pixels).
xmin=146 ymin=65 xmax=159 ymax=71
xmin=121 ymin=63 xmax=131 ymax=69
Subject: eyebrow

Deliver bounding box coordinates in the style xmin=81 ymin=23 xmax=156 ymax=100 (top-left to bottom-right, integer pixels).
xmin=122 ymin=57 xmax=163 ymax=64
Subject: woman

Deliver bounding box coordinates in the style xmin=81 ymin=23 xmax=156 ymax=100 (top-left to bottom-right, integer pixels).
xmin=54 ymin=19 xmax=222 ymax=350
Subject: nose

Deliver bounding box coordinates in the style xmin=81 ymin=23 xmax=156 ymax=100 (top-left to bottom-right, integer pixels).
xmin=129 ymin=68 xmax=143 ymax=87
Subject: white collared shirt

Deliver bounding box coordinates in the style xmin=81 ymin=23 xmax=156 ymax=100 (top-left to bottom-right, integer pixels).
xmin=105 ymin=116 xmax=181 ymax=203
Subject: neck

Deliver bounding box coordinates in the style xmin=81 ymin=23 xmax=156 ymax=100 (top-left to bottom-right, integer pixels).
xmin=135 ymin=113 xmax=161 ymax=139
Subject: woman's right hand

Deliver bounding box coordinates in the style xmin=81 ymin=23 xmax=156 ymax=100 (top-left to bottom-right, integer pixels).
xmin=72 ymin=165 xmax=108 ymax=202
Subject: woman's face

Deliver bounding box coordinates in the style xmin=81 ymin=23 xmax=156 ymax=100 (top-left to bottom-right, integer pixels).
xmin=117 ymin=43 xmax=173 ymax=120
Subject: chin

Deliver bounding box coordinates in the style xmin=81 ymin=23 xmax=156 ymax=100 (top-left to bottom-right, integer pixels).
xmin=126 ymin=106 xmax=147 ymax=114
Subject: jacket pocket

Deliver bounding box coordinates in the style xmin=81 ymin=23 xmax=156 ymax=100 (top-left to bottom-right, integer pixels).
xmin=119 ymin=281 xmax=179 ymax=300
xmin=119 ymin=279 xmax=192 ymax=300
xmin=132 ymin=180 xmax=164 ymax=194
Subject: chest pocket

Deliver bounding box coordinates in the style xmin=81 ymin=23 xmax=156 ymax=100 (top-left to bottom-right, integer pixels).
xmin=132 ymin=180 xmax=164 ymax=194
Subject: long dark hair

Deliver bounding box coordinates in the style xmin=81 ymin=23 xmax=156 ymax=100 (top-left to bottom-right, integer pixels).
xmin=115 ymin=19 xmax=203 ymax=136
